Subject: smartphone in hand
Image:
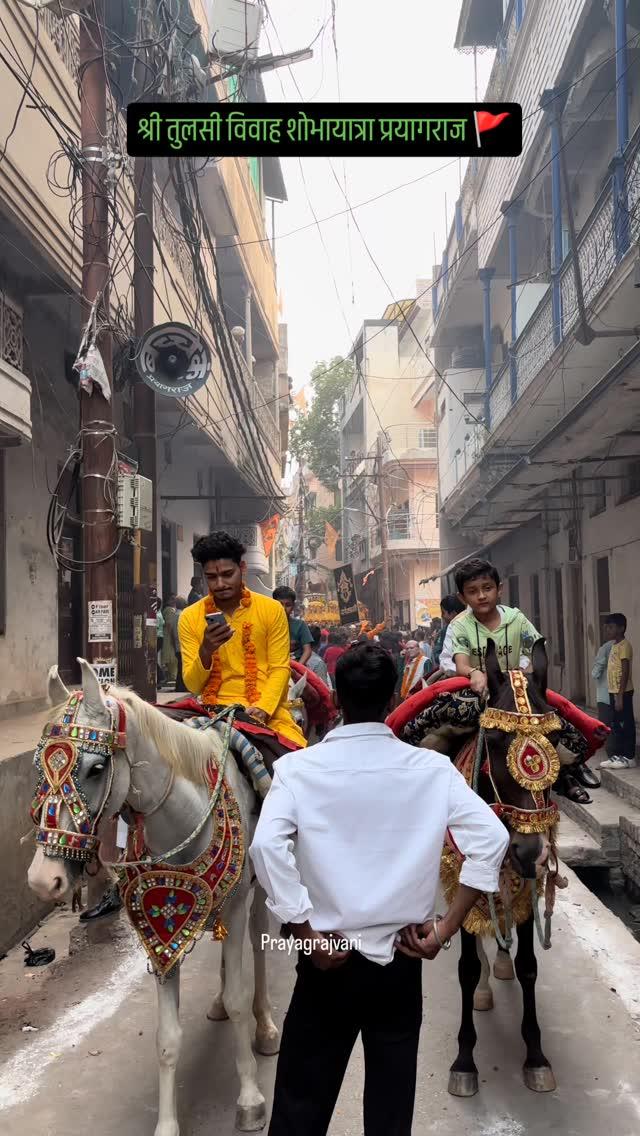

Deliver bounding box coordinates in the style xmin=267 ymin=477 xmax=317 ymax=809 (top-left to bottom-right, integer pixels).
xmin=205 ymin=612 xmax=227 ymax=628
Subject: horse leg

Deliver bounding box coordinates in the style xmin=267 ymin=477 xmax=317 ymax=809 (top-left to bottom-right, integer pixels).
xmin=207 ymin=955 xmax=229 ymax=1021
xmin=249 ymin=886 xmax=280 ymax=1056
xmin=494 ymin=946 xmax=515 ymax=981
xmin=515 ymin=914 xmax=556 ymax=1092
xmin=222 ymin=892 xmax=267 ymax=1131
xmin=473 ymin=938 xmax=494 ymax=1011
xmin=448 ymin=928 xmax=481 ymax=1097
xmin=154 ymin=967 xmax=182 ymax=1136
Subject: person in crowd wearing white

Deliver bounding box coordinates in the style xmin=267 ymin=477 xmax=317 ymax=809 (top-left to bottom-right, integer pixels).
xmin=250 ymin=642 xmax=509 ymax=1136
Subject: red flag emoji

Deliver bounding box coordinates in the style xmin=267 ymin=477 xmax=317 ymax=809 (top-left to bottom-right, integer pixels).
xmin=474 ymin=110 xmax=510 ymax=147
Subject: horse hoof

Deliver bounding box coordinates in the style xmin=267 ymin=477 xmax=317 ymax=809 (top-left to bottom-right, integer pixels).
xmin=235 ymin=1102 xmax=267 ymax=1131
xmin=448 ymin=1070 xmax=479 ymax=1097
xmin=255 ymin=1029 xmax=280 ymax=1056
xmin=523 ymin=1066 xmax=556 ymax=1093
xmin=493 ymin=951 xmax=515 ymax=981
xmin=473 ymin=988 xmax=494 ymax=1011
xmin=206 ymin=1004 xmax=229 ymax=1022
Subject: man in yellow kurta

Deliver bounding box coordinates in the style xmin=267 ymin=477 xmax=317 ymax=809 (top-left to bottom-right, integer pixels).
xmin=178 ymin=531 xmax=306 ymax=750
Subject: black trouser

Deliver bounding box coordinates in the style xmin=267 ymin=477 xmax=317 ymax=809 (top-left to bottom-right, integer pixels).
xmin=597 ymin=702 xmax=615 ymax=758
xmin=609 ymin=691 xmax=636 ymax=759
xmin=268 ymin=950 xmax=422 ymax=1136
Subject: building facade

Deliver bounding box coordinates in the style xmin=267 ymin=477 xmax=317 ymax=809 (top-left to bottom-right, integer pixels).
xmin=435 ymin=0 xmax=640 ymax=713
xmin=339 ymin=284 xmax=440 ymax=628
xmin=0 ymin=1 xmax=288 ymax=709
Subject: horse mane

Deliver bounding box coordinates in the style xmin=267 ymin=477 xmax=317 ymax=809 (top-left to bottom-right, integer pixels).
xmin=113 ymin=689 xmax=224 ymax=785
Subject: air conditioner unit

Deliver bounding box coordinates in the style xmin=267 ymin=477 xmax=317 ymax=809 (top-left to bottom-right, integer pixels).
xmin=207 ymin=0 xmax=263 ymax=58
xmin=117 ymin=473 xmax=153 ymax=532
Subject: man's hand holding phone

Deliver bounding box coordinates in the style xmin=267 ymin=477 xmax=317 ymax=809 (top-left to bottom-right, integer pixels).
xmin=200 ymin=612 xmax=234 ymax=669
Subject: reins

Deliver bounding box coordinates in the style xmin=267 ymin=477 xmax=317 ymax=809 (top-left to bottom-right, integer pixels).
xmin=469 ymin=675 xmax=565 ymax=951
xmin=105 ymin=706 xmax=236 ymax=869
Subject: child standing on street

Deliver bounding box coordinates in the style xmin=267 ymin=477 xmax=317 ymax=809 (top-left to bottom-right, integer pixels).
xmin=600 ymin=613 xmax=636 ymax=770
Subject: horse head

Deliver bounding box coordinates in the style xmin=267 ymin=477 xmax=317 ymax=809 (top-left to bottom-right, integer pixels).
xmin=27 ymin=659 xmax=134 ymax=903
xmin=481 ymin=638 xmax=562 ymax=881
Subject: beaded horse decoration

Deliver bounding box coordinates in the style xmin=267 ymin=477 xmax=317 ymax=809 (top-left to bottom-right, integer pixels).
xmin=30 ymin=692 xmax=122 ymax=862
xmin=31 ymin=693 xmax=246 ymax=980
xmin=441 ymin=670 xmax=563 ymax=941
xmin=115 ymin=710 xmax=245 ymax=980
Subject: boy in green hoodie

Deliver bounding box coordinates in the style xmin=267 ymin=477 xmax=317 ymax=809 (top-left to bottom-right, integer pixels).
xmin=450 ymin=558 xmax=539 ymax=697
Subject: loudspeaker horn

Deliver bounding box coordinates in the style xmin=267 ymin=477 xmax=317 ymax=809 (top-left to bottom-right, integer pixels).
xmin=135 ymin=321 xmax=212 ymax=399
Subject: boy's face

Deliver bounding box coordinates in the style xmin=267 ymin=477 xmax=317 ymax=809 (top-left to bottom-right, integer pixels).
xmin=458 ymin=574 xmax=501 ymax=617
xmin=279 ymin=597 xmax=295 ymax=618
xmin=604 ymin=620 xmax=622 ymax=640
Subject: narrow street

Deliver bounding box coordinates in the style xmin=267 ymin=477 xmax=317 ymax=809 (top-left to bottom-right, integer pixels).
xmin=2 ymin=864 xmax=640 ymax=1135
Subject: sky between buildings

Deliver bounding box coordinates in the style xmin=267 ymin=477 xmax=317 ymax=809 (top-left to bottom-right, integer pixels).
xmin=262 ymin=0 xmax=494 ymax=391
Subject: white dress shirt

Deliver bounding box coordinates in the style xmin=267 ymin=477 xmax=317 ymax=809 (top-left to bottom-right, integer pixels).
xmin=249 ymin=722 xmax=509 ymax=965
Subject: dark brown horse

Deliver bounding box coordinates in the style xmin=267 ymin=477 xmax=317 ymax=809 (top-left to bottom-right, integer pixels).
xmin=447 ymin=638 xmax=563 ymax=1098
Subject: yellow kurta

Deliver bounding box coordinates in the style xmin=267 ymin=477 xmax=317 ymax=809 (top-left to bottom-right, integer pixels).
xmin=178 ymin=592 xmax=306 ymax=748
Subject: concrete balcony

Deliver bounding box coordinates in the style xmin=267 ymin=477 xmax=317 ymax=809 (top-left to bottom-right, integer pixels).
xmin=379 ymin=424 xmax=437 ymax=465
xmin=202 ymin=158 xmax=278 ymax=354
xmin=0 ymin=4 xmax=81 ymax=288
xmin=370 ymin=513 xmax=428 ymax=555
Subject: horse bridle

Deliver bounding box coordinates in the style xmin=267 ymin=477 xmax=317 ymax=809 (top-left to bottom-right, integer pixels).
xmin=30 ymin=692 xmax=127 ymax=863
xmin=478 ymin=670 xmax=562 ymax=834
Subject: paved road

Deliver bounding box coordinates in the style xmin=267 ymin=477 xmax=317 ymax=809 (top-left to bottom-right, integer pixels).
xmin=1 ymin=865 xmax=640 ymax=1136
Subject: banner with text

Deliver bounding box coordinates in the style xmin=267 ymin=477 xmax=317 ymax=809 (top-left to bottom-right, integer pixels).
xmin=128 ymin=102 xmax=522 ymax=158
xmin=334 ymin=564 xmax=360 ymax=626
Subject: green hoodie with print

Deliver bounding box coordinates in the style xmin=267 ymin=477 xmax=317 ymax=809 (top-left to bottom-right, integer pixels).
xmin=449 ymin=605 xmax=540 ymax=673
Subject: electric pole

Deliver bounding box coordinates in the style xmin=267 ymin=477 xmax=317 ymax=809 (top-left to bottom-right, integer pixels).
xmin=132 ymin=4 xmax=158 ymax=702
xmin=376 ymin=433 xmax=392 ymax=625
xmin=296 ymin=469 xmax=306 ymax=603
xmin=79 ymin=3 xmax=118 ymax=675
xmin=79 ymin=1 xmax=118 ymax=893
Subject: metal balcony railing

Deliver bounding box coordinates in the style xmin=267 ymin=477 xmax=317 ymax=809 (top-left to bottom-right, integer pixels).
xmin=486 ymin=128 xmax=640 ymax=434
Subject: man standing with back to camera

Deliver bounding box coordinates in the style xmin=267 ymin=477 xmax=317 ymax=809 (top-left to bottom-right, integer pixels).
xmin=250 ymin=642 xmax=508 ymax=1136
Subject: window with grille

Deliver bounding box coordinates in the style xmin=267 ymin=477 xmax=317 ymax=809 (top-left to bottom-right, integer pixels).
xmin=508 ymin=574 xmax=519 ymax=608
xmin=589 ymin=478 xmax=607 ymax=517
xmin=418 ymin=427 xmax=436 ymax=449
xmin=618 ymin=460 xmax=640 ymax=504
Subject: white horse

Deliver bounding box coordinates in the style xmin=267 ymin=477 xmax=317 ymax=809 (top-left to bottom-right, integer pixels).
xmin=27 ymin=660 xmax=280 ymax=1135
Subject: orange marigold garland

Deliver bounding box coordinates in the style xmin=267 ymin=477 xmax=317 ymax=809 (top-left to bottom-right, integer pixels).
xmin=201 ymin=587 xmax=260 ymax=706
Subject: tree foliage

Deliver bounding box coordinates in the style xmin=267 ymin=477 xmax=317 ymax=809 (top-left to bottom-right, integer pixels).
xmin=306 ymin=503 xmax=342 ymax=543
xmin=289 ymin=357 xmax=354 ymax=492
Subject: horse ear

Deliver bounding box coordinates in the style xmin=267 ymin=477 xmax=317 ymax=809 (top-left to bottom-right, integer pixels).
xmin=48 ymin=665 xmax=69 ymax=706
xmin=78 ymin=657 xmax=107 ymax=718
xmin=531 ymin=638 xmax=548 ymax=696
xmin=484 ymin=639 xmax=504 ymax=698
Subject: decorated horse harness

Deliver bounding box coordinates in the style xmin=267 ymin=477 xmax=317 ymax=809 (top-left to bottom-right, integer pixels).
xmin=441 ymin=671 xmax=566 ymax=950
xmin=30 ymin=693 xmax=247 ymax=979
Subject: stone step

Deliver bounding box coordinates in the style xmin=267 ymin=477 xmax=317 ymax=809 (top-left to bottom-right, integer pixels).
xmin=556 ymin=812 xmax=610 ymax=868
xmin=553 ymin=782 xmax=640 ymax=860
xmin=620 ymin=816 xmax=640 ymax=890
xmin=601 ymin=766 xmax=640 ymax=812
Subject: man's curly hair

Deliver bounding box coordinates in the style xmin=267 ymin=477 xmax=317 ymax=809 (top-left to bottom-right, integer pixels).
xmin=191 ymin=531 xmax=246 ymax=567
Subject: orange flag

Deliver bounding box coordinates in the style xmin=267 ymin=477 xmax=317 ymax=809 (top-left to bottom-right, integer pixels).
xmin=325 ymin=521 xmax=339 ymax=557
xmin=260 ymin=515 xmax=280 ymax=558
